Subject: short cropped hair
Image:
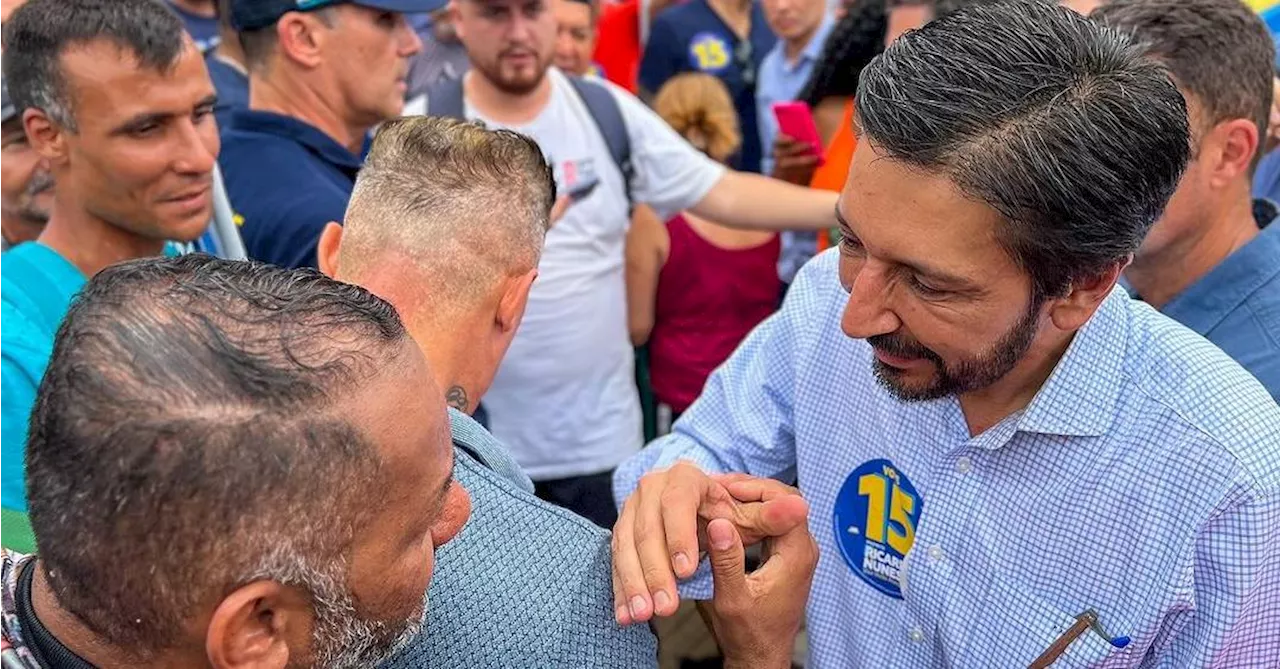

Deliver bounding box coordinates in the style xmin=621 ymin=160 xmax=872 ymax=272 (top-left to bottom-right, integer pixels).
xmin=2 ymin=0 xmax=187 ymax=131
xmin=856 ymin=0 xmax=1189 ymax=299
xmin=1093 ymin=0 xmax=1275 ymax=154
xmin=340 ymin=116 xmax=555 ymax=313
xmin=27 ymin=254 xmax=409 ymax=653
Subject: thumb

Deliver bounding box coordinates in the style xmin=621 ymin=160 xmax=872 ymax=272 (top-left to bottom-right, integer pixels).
xmin=736 ymin=495 xmax=810 ymax=544
xmin=707 ymin=518 xmax=748 ymax=608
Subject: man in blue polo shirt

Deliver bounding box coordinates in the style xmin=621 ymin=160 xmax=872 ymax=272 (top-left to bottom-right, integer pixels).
xmin=2 ymin=0 xmax=219 ymax=552
xmin=1097 ymin=0 xmax=1280 ymax=401
xmin=220 ymin=0 xmax=439 ymax=269
xmin=641 ymin=0 xmax=777 ymax=172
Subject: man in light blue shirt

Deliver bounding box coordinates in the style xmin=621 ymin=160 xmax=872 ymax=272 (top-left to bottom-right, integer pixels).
xmin=757 ymin=0 xmax=833 ymax=285
xmin=1096 ymin=0 xmax=1280 ymax=401
xmin=611 ymin=3 xmax=1280 ymax=667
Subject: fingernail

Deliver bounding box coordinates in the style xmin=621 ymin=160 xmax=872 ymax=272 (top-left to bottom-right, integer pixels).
xmin=616 ymin=604 xmax=630 ymax=624
xmin=654 ymin=590 xmax=672 ymax=612
xmin=709 ymin=520 xmax=734 ymax=550
xmin=673 ymin=552 xmax=691 ymax=574
xmin=629 ymin=595 xmax=648 ymax=619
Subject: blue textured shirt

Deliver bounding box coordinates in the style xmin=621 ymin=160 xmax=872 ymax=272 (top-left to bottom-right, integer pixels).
xmin=616 ymin=249 xmax=1280 ymax=668
xmin=383 ymin=410 xmax=657 ymax=668
xmin=1160 ymin=208 xmax=1280 ymax=401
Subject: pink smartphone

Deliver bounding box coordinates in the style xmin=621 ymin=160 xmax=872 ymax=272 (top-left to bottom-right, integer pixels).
xmin=772 ymin=101 xmax=826 ymax=165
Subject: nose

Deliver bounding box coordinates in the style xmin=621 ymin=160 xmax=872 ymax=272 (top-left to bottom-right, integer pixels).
xmin=841 ymin=260 xmax=901 ymax=340
xmin=399 ymin=15 xmax=423 ymax=56
xmin=174 ymin=115 xmax=218 ymax=177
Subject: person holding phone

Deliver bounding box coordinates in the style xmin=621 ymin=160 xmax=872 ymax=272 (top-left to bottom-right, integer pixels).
xmin=625 ymin=73 xmax=780 ymax=419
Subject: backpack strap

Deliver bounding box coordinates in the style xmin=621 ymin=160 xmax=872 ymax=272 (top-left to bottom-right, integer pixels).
xmin=428 ymin=75 xmax=634 ymax=206
xmin=425 ymin=76 xmax=467 ymax=120
xmin=568 ymin=76 xmax=634 ymax=207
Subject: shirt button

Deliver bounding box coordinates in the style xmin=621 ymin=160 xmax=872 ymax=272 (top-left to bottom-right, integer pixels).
xmin=908 ymin=626 xmax=926 ymax=643
xmin=927 ymin=545 xmax=944 ymax=563
xmin=956 ymin=457 xmax=973 ymax=474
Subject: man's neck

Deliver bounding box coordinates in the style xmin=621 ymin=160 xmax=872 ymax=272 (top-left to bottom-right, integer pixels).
xmin=1127 ymin=194 xmax=1260 ymax=309
xmin=957 ymin=327 xmax=1075 ymax=438
xmin=250 ymin=74 xmax=368 ymax=155
xmin=215 ymin=32 xmax=247 ymax=75
xmin=412 ymin=321 xmax=487 ymax=416
xmin=463 ymin=70 xmax=555 ymax=126
xmin=37 ymin=195 xmax=166 ymax=278
xmin=783 ymin=24 xmax=819 ymax=63
xmin=30 ymin=561 xmax=173 ymax=668
xmin=707 ymin=0 xmax=753 ymax=37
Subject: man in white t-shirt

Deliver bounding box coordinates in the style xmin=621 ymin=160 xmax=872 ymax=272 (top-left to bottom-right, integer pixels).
xmin=443 ymin=0 xmax=839 ymax=528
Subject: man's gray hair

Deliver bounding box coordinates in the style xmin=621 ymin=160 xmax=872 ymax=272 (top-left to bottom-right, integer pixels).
xmin=341 ymin=116 xmax=556 ymax=314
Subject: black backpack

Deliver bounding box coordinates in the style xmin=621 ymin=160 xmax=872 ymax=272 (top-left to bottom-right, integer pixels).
xmin=425 ymin=75 xmax=635 ymax=205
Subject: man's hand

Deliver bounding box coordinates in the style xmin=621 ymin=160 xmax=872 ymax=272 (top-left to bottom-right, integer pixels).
xmin=771 ymin=134 xmax=820 ymax=186
xmin=611 ymin=463 xmax=809 ymax=625
xmin=703 ymin=506 xmax=818 ymax=669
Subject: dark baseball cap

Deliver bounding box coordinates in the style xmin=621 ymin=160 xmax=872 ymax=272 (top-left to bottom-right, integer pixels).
xmin=230 ymin=0 xmax=448 ymax=32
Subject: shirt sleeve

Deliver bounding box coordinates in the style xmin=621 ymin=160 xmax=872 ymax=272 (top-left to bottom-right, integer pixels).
xmin=638 ymin=16 xmax=681 ymax=96
xmin=612 ymin=250 xmax=832 ymax=598
xmin=1154 ymin=487 xmax=1280 ymax=664
xmin=610 ymin=84 xmax=727 ymax=221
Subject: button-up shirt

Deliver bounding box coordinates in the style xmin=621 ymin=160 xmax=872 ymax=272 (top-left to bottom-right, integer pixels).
xmin=615 ymin=249 xmax=1280 ymax=668
xmin=756 ymin=17 xmax=834 ymax=176
xmin=1160 ymin=202 xmax=1280 ymax=401
xmin=755 ymin=18 xmax=834 ymax=285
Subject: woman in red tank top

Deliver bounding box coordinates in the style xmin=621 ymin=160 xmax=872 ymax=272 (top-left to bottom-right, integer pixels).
xmin=625 ymin=73 xmax=780 ymax=414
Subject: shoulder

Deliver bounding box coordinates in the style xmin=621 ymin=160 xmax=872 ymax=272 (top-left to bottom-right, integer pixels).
xmin=392 ymin=451 xmax=655 ymax=666
xmin=1118 ymin=299 xmax=1280 ymax=491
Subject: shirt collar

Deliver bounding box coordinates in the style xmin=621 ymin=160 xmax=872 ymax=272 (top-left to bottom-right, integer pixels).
xmin=1161 ymin=203 xmax=1280 ymax=336
xmin=227 ymin=109 xmax=364 ymax=173
xmin=771 ymin=15 xmax=835 ymax=73
xmin=1012 ymin=285 xmax=1130 ymax=439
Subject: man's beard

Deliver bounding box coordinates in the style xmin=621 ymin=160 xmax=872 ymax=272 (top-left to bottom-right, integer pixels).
xmin=477 ymin=52 xmax=548 ymax=96
xmin=20 ymin=170 xmax=54 ymax=224
xmin=867 ymin=299 xmax=1043 ymax=403
xmin=305 ymin=568 xmax=428 ymax=669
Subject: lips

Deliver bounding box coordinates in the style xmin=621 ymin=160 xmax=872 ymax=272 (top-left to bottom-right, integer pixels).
xmin=872 ymin=347 xmax=923 ymax=369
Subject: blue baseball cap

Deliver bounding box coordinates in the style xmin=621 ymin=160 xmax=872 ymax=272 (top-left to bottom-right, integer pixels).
xmin=230 ymin=0 xmax=448 ymax=32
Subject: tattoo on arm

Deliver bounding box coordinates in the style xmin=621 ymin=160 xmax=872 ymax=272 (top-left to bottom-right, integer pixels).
xmin=446 ymin=385 xmax=469 ymax=413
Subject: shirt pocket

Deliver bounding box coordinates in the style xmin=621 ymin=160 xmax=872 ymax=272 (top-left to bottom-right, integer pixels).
xmin=957 ymin=578 xmax=1124 ymax=669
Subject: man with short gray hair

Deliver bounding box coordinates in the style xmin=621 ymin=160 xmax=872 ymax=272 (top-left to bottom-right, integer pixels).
xmin=2 ymin=253 xmax=471 ymax=668
xmin=318 ymin=116 xmax=813 ymax=667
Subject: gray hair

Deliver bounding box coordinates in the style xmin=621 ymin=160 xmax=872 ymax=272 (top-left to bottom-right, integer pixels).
xmin=1 ymin=0 xmax=187 ymax=131
xmin=856 ymin=0 xmax=1190 ymax=299
xmin=27 ymin=254 xmax=409 ymax=653
xmin=340 ymin=116 xmax=556 ymax=317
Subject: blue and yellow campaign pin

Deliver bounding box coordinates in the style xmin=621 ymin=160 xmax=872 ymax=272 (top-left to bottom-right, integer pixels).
xmin=587 ymin=62 xmax=605 ymax=78
xmin=688 ymin=32 xmax=731 ymax=73
xmin=833 ymin=459 xmax=922 ymax=599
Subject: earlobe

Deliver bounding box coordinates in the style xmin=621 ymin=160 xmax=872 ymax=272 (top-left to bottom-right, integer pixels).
xmin=496 ymin=269 xmax=537 ymax=332
xmin=206 ymin=582 xmax=298 ymax=669
xmin=23 ymin=109 xmax=65 ymax=164
xmin=1047 ymin=263 xmax=1123 ymax=332
xmin=316 ymin=222 xmax=343 ymax=277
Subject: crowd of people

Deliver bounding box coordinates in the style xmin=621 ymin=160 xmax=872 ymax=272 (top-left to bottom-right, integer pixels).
xmin=1 ymin=0 xmax=1279 ymax=667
